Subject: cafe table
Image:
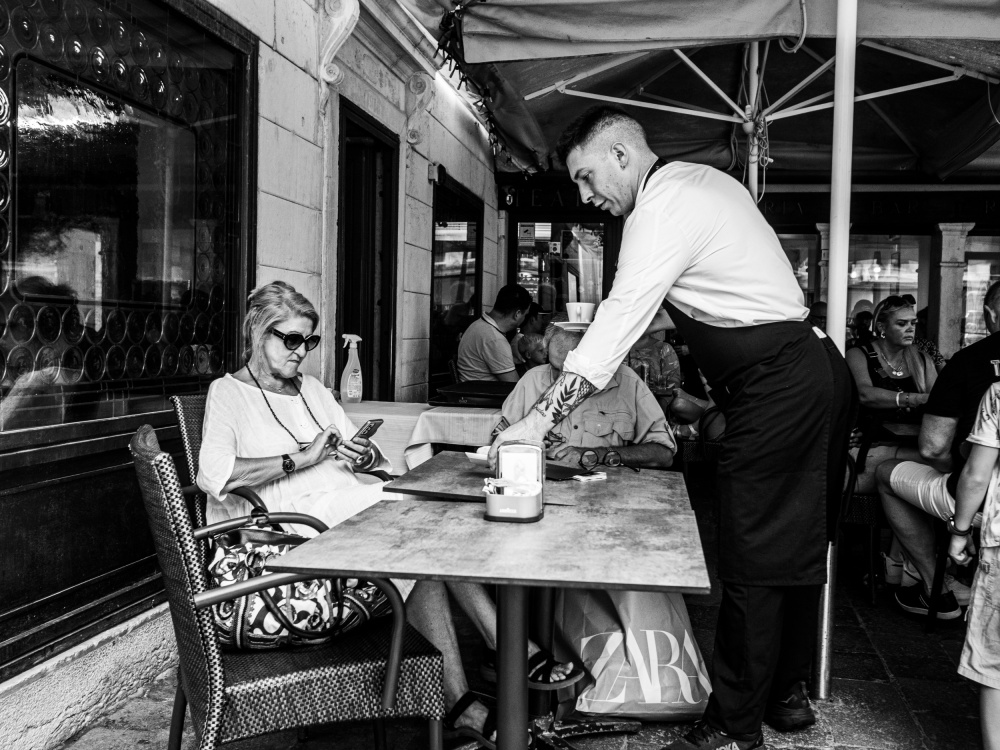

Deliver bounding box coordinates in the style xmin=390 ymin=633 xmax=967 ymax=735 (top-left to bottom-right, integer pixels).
xmin=269 ymin=451 xmax=710 ymax=750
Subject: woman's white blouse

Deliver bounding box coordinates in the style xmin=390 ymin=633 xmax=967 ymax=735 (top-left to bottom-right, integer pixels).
xmin=197 ymin=373 xmax=392 ymax=532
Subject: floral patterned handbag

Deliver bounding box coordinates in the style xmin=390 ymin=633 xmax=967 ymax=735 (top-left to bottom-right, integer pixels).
xmin=207 ymin=526 xmax=391 ymax=649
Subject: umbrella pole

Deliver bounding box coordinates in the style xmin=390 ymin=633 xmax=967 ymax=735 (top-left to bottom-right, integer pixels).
xmin=827 ymin=0 xmax=857 ymax=353
xmin=816 ymin=0 xmax=857 ymax=705
xmin=747 ymin=42 xmax=759 ymax=201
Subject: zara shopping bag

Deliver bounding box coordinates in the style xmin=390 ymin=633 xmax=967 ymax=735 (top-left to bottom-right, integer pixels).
xmin=553 ymin=588 xmax=711 ymax=720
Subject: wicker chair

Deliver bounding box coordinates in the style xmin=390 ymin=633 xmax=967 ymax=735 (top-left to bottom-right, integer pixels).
xmin=130 ymin=425 xmax=445 ymax=750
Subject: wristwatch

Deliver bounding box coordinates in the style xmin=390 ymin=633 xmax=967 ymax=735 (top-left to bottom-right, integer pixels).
xmin=947 ymin=515 xmax=972 ymax=537
xmin=281 ymin=454 xmax=296 ymax=474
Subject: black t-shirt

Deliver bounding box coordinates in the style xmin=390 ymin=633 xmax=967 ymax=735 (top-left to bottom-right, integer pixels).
xmin=924 ymin=333 xmax=1000 ymax=495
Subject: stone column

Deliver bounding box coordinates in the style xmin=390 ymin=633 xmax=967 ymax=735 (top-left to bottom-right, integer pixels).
xmin=816 ymin=222 xmax=830 ymax=303
xmin=932 ymin=222 xmax=975 ymax=357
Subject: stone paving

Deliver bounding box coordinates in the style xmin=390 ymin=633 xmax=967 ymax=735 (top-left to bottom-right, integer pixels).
xmin=58 ymin=465 xmax=983 ymax=750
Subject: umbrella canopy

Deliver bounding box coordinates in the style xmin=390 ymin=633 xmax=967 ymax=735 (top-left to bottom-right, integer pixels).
xmin=406 ymin=0 xmax=1000 ymax=179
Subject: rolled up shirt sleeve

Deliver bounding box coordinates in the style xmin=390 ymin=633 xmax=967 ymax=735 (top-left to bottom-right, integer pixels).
xmin=563 ymin=207 xmax=693 ymax=391
xmin=632 ymin=378 xmax=677 ymax=453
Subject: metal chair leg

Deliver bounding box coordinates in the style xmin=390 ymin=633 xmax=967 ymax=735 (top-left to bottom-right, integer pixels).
xmin=926 ymin=523 xmax=950 ymax=633
xmin=428 ymin=718 xmax=443 ymax=750
xmin=168 ymin=681 xmax=187 ymax=750
xmin=372 ymin=719 xmax=388 ymax=750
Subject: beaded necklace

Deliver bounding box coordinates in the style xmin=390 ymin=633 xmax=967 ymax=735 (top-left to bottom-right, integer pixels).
xmin=247 ymin=366 xmax=324 ymax=447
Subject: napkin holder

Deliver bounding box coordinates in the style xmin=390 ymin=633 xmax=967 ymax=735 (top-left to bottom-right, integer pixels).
xmin=484 ymin=441 xmax=545 ymax=523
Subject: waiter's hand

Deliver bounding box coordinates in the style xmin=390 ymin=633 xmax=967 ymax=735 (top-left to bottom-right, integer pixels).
xmin=488 ymin=410 xmax=550 ymax=470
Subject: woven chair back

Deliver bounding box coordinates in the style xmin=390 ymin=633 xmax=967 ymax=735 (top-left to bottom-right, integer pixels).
xmin=130 ymin=424 xmax=224 ymax=745
xmin=171 ymin=394 xmax=207 ymax=482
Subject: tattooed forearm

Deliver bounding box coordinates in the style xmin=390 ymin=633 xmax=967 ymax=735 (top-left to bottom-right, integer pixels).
xmin=531 ymin=372 xmax=597 ymax=425
xmin=490 ymin=416 xmax=510 ymax=440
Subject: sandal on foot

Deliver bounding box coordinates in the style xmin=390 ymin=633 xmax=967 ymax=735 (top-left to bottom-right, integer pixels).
xmin=480 ymin=648 xmax=585 ymax=691
xmin=443 ymin=692 xmax=497 ymax=750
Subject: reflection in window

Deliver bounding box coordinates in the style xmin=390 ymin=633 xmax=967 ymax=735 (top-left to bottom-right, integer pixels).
xmin=429 ymin=179 xmax=482 ymax=394
xmin=846 ymin=234 xmax=926 ymax=316
xmin=0 ymin=0 xmax=243 ymax=432
xmin=962 ymin=240 xmax=1000 ymax=348
xmin=515 ymin=222 xmax=604 ymax=313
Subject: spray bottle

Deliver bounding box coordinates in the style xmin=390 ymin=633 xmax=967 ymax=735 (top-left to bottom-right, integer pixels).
xmin=340 ymin=334 xmax=363 ymax=403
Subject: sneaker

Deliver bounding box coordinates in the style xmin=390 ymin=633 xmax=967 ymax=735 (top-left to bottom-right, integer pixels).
xmin=901 ymin=563 xmax=970 ymax=607
xmin=894 ymin=585 xmax=961 ymax=620
xmin=663 ymin=722 xmax=763 ymax=750
xmin=764 ymin=680 xmax=817 ymax=732
xmin=883 ymin=552 xmax=904 ymax=585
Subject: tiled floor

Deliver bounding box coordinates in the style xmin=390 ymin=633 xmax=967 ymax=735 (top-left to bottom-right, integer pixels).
xmin=59 ymin=464 xmax=983 ymax=750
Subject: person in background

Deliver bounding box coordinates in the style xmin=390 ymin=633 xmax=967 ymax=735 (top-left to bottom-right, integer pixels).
xmin=905 ymin=299 xmax=946 ymax=371
xmin=511 ymin=302 xmax=547 ymax=374
xmin=850 ymin=310 xmax=875 ymax=349
xmin=456 ymin=283 xmax=532 ymax=383
xmin=806 ymin=301 xmax=827 ymax=330
xmin=846 ymin=296 xmax=938 ymax=490
xmin=514 ymin=332 xmax=548 ymax=376
xmin=949 ymin=383 xmax=1000 ymax=750
xmin=876 ymin=280 xmax=1000 ymax=619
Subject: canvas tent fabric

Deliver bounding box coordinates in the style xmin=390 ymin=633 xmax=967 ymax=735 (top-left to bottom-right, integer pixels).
xmin=405 ymin=0 xmax=1000 ymax=177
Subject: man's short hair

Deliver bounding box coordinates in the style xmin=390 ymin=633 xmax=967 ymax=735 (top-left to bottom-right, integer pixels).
xmin=493 ymin=284 xmax=532 ymax=315
xmin=555 ymin=105 xmax=648 ymax=166
xmin=985 ymin=280 xmax=1000 ymax=314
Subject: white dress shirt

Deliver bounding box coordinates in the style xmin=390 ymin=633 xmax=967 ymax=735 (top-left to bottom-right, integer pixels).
xmin=563 ymin=161 xmax=808 ymax=390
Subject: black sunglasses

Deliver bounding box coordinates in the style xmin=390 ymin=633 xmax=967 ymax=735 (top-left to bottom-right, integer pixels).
xmin=271 ymin=328 xmax=321 ymax=352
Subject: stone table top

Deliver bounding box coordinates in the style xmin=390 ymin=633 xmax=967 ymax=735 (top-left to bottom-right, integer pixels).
xmin=271 ymin=456 xmax=710 ymax=594
xmin=384 ymin=450 xmax=692 ymax=511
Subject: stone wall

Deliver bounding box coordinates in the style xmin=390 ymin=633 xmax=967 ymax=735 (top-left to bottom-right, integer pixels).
xmin=0 ymin=606 xmax=175 ymax=750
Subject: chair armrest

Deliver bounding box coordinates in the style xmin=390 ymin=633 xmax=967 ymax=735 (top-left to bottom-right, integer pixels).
xmin=229 ymin=485 xmax=269 ymax=513
xmin=362 ymin=469 xmax=394 ymax=482
xmin=193 ymin=512 xmax=330 ymax=540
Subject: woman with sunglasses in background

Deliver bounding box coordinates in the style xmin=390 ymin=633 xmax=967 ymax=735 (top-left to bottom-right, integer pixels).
xmin=197 ymin=281 xmax=580 ymax=749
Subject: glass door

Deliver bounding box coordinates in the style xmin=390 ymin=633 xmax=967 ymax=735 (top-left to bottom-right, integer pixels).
xmin=513 ymin=221 xmax=607 ymax=315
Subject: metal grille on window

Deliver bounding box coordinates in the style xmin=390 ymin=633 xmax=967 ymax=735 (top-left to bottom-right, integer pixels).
xmin=0 ymin=0 xmax=241 ymax=431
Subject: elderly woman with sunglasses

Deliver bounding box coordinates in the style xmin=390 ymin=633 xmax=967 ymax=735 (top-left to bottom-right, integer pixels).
xmin=198 ymin=281 xmax=579 ymax=749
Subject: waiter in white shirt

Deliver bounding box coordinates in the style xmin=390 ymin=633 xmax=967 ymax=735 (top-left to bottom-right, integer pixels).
xmin=490 ymin=107 xmax=853 ymax=750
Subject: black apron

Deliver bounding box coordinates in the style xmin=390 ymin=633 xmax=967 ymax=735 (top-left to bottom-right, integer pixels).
xmin=666 ymin=301 xmax=853 ymax=585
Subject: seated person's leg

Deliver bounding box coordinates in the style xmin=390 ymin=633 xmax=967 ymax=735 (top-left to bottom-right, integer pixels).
xmin=406 ymin=580 xmax=494 ymax=743
xmin=876 ymin=459 xmax=952 ymax=596
xmin=445 ymin=580 xmax=576 ymax=684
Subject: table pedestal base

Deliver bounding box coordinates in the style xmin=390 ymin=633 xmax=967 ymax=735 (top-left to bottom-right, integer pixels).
xmin=498 ymin=585 xmax=529 ymax=750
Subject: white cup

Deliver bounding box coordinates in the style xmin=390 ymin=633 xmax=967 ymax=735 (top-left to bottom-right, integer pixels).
xmin=565 ymin=302 xmax=595 ymax=323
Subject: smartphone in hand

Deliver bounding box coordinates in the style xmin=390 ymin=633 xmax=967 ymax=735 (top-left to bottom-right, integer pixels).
xmin=351 ymin=419 xmax=383 ymax=442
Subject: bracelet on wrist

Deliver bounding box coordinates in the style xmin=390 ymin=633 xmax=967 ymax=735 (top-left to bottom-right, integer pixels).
xmin=895 ymin=392 xmax=901 ymax=408
xmin=947 ymin=515 xmax=972 ymax=537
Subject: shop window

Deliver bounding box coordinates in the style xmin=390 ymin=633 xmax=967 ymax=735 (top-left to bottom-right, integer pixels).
xmin=962 ymin=240 xmax=1000 ymax=348
xmin=777 ymin=234 xmax=816 ymax=303
xmin=429 ymin=176 xmax=482 ymax=394
xmin=846 ymin=234 xmax=927 ymax=315
xmin=513 ymin=221 xmax=606 ymax=313
xmin=1 ymin=0 xmax=248 ymax=435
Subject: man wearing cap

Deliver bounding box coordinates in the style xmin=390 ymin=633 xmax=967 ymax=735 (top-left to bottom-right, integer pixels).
xmin=489 ymin=106 xmax=852 ymax=750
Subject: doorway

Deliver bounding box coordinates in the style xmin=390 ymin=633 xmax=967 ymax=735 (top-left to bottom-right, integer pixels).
xmin=337 ymin=101 xmax=399 ymax=400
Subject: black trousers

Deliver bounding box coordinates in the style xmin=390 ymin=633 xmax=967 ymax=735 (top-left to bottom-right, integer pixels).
xmin=702 ymin=582 xmax=821 ymax=735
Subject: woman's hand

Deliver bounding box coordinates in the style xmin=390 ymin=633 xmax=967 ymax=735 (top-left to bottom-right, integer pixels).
xmin=911 ymin=392 xmax=930 ymax=407
xmin=337 ymin=435 xmax=374 ymax=468
xmin=299 ymin=426 xmax=342 ymax=469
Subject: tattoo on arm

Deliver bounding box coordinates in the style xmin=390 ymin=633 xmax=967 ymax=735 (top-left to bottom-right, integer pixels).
xmin=491 ymin=416 xmax=510 ymax=440
xmin=531 ymin=372 xmax=597 ymax=425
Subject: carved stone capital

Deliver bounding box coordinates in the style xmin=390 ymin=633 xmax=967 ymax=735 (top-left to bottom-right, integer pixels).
xmin=320 ymin=0 xmax=360 ymax=91
xmin=404 ymin=72 xmax=435 ymax=144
